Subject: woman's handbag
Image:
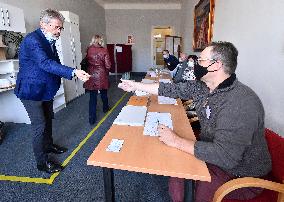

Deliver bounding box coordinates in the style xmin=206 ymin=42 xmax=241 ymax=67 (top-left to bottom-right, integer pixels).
xmin=80 ymin=57 xmax=88 ymax=72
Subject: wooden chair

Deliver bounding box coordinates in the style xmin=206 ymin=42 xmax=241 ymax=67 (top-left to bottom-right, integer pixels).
xmin=213 ymin=128 xmax=284 ymax=202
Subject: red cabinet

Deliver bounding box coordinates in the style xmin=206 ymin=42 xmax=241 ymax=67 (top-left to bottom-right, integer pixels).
xmin=107 ymin=44 xmax=132 ymax=73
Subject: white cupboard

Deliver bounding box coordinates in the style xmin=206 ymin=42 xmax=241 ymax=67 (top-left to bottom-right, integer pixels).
xmin=55 ymin=11 xmax=84 ymax=104
xmin=0 ymin=2 xmax=26 ymax=33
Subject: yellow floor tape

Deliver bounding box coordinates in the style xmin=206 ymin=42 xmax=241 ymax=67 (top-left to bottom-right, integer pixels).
xmin=0 ymin=92 xmax=128 ymax=184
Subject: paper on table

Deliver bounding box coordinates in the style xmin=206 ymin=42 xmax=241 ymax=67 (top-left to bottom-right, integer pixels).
xmin=106 ymin=139 xmax=124 ymax=152
xmin=159 ymin=79 xmax=171 ymax=83
xmin=143 ymin=112 xmax=173 ymax=136
xmin=158 ymin=96 xmax=177 ymax=105
xmin=113 ymin=105 xmax=147 ymax=126
xmin=135 ymin=90 xmax=149 ymax=96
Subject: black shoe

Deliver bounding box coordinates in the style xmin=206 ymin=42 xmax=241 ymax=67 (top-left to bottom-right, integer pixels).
xmin=46 ymin=144 xmax=67 ymax=154
xmin=37 ymin=161 xmax=63 ymax=174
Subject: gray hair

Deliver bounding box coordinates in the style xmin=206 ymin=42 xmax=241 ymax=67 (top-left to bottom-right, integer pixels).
xmin=40 ymin=9 xmax=65 ymax=24
xmin=209 ymin=41 xmax=238 ymax=74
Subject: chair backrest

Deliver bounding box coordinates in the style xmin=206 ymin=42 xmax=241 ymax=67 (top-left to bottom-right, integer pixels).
xmin=265 ymin=128 xmax=284 ymax=182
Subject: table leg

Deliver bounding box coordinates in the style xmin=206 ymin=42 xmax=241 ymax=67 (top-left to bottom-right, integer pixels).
xmin=184 ymin=180 xmax=194 ymax=202
xmin=102 ymin=168 xmax=115 ymax=202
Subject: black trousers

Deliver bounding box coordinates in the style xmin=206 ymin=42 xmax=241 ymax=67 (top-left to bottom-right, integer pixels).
xmin=21 ymin=99 xmax=54 ymax=165
xmin=89 ymin=89 xmax=109 ymax=123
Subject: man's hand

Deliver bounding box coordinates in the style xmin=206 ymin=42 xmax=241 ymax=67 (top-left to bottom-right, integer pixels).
xmin=158 ymin=124 xmax=179 ymax=148
xmin=75 ymin=69 xmax=90 ymax=82
xmin=118 ymin=79 xmax=137 ymax=92
xmin=158 ymin=124 xmax=196 ymax=155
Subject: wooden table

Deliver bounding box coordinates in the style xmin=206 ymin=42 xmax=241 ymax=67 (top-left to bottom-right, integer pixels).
xmin=87 ymin=94 xmax=210 ymax=201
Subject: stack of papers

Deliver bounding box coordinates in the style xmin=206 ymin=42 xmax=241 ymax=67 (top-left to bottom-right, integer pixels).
xmin=143 ymin=112 xmax=173 ymax=136
xmin=113 ymin=105 xmax=147 ymax=126
xmin=106 ymin=139 xmax=124 ymax=152
xmin=158 ymin=96 xmax=177 ymax=105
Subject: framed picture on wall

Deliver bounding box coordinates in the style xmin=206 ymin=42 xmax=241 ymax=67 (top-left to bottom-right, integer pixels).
xmin=127 ymin=35 xmax=134 ymax=44
xmin=193 ymin=0 xmax=215 ymax=51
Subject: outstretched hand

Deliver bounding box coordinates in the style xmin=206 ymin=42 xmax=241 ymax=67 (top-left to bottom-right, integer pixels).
xmin=118 ymin=79 xmax=137 ymax=92
xmin=75 ymin=69 xmax=91 ymax=82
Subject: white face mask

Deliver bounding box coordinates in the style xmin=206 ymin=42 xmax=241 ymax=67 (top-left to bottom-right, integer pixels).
xmin=187 ymin=61 xmax=194 ymax=67
xmin=179 ymin=58 xmax=183 ymax=62
xmin=45 ymin=32 xmax=58 ymax=43
xmin=163 ymin=54 xmax=169 ymax=59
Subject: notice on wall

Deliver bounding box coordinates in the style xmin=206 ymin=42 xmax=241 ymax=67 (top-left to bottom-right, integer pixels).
xmin=116 ymin=46 xmax=122 ymax=52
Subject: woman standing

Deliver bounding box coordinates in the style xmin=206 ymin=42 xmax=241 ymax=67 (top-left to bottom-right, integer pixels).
xmin=83 ymin=35 xmax=111 ymax=124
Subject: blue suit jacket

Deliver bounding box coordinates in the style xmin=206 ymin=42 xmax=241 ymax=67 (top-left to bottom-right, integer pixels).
xmin=15 ymin=28 xmax=73 ymax=101
xmin=164 ymin=54 xmax=179 ymax=71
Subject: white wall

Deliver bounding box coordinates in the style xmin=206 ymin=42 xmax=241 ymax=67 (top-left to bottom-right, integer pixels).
xmin=0 ymin=0 xmax=106 ymax=52
xmin=181 ymin=0 xmax=284 ymax=135
xmin=214 ymin=0 xmax=284 ymax=135
xmin=105 ymin=9 xmax=181 ymax=72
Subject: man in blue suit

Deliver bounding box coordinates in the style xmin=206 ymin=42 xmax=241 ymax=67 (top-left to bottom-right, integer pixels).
xmin=14 ymin=9 xmax=90 ymax=174
xmin=162 ymin=49 xmax=179 ymax=71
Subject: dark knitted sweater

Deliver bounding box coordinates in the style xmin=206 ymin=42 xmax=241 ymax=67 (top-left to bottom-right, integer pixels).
xmin=158 ymin=74 xmax=272 ymax=177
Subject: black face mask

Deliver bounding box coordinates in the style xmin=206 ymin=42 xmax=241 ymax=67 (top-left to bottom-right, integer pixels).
xmin=193 ymin=61 xmax=216 ymax=80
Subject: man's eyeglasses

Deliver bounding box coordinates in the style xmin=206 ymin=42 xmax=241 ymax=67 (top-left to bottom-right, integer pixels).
xmin=197 ymin=58 xmax=216 ymax=62
xmin=197 ymin=58 xmax=216 ymax=65
xmin=49 ymin=24 xmax=64 ymax=31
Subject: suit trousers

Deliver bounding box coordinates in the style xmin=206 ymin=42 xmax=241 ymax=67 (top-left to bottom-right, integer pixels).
xmin=89 ymin=89 xmax=109 ymax=123
xmin=21 ymin=99 xmax=54 ymax=165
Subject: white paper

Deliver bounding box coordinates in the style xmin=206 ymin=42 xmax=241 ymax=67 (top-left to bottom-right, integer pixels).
xmin=135 ymin=90 xmax=149 ymax=96
xmin=143 ymin=112 xmax=173 ymax=136
xmin=106 ymin=139 xmax=124 ymax=152
xmin=158 ymin=79 xmax=171 ymax=83
xmin=158 ymin=96 xmax=177 ymax=105
xmin=113 ymin=105 xmax=147 ymax=126
xmin=116 ymin=46 xmax=122 ymax=52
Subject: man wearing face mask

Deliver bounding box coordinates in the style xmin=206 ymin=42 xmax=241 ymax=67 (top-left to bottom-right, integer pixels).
xmin=118 ymin=41 xmax=271 ymax=202
xmin=14 ymin=9 xmax=90 ymax=174
xmin=162 ymin=49 xmax=179 ymax=71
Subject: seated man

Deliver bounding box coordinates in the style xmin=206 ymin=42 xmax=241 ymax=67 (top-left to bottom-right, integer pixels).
xmin=118 ymin=41 xmax=272 ymax=202
xmin=162 ymin=49 xmax=179 ymax=72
